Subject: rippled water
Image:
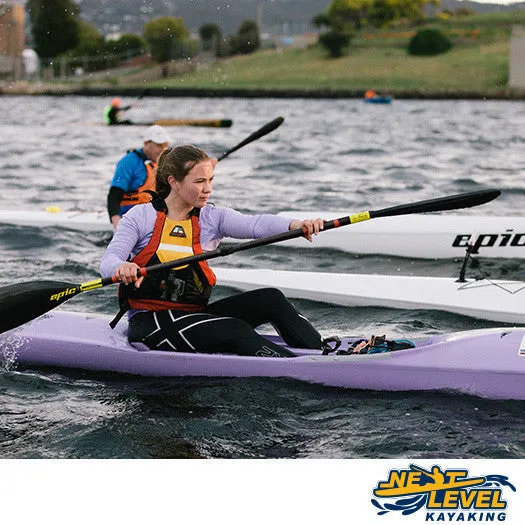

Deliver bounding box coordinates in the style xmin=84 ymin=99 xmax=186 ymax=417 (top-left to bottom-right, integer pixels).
xmin=1 ymin=95 xmax=524 ymax=458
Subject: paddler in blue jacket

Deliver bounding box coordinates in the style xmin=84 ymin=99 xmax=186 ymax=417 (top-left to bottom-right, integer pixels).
xmin=100 ymin=144 xmax=328 ymax=358
xmin=107 ymin=125 xmax=170 ymax=229
xmin=104 ymin=97 xmax=134 ymax=125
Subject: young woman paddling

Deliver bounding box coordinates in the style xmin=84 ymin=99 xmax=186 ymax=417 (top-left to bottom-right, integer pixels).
xmin=100 ymin=144 xmax=326 ymax=358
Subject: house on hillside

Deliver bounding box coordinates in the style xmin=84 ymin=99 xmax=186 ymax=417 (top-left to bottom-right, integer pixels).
xmin=0 ymin=0 xmax=25 ymax=81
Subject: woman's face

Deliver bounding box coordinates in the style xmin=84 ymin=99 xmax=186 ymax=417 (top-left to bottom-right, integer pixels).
xmin=171 ymin=160 xmax=214 ymax=208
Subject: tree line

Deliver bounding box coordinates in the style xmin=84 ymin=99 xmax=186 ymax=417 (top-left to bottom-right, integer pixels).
xmin=27 ymin=0 xmax=461 ymax=73
xmin=313 ymin=0 xmax=477 ymax=58
xmin=27 ymin=0 xmax=261 ymax=71
xmin=314 ymin=0 xmax=441 ymax=57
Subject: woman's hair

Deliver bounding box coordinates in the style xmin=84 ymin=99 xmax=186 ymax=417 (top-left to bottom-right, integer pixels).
xmin=156 ymin=145 xmax=212 ymax=199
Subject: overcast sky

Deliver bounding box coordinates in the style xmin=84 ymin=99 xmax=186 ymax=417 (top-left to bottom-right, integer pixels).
xmin=468 ymin=0 xmax=523 ymax=4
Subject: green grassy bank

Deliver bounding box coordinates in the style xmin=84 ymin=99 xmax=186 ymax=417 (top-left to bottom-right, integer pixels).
xmin=3 ymin=10 xmax=525 ymax=98
xmin=137 ymin=10 xmax=525 ymax=96
xmin=145 ymin=42 xmax=509 ymax=94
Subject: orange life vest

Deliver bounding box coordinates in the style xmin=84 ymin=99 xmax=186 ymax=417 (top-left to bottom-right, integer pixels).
xmin=118 ymin=207 xmax=217 ymax=313
xmin=120 ymin=150 xmax=156 ymax=207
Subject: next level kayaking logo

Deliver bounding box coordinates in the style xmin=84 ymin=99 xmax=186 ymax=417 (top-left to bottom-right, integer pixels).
xmin=371 ymin=464 xmax=516 ymax=522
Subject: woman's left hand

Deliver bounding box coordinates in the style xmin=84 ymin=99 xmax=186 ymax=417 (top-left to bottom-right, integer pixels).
xmin=289 ymin=218 xmax=325 ymax=242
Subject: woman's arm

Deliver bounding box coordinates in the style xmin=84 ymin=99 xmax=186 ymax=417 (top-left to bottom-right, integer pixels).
xmin=99 ymin=205 xmax=154 ymax=278
xmin=199 ymin=206 xmax=324 ymax=248
xmin=199 ymin=206 xmax=290 ymax=246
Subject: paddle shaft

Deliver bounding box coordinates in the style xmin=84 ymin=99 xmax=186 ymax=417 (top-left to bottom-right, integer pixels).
xmin=217 ymin=117 xmax=284 ymax=161
xmin=96 ymin=188 xmax=501 ymax=286
xmin=132 ymin=93 xmax=145 ymax=106
xmin=120 ymin=93 xmax=145 ymax=113
xmin=131 ymin=90 xmax=150 ymax=106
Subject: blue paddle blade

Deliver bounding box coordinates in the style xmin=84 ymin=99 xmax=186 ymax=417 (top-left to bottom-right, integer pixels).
xmin=0 ymin=280 xmax=79 ymax=334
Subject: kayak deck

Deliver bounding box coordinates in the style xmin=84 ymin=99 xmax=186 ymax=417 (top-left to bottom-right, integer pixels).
xmin=213 ymin=267 xmax=525 ymax=324
xmin=0 ymin=209 xmax=112 ymax=232
xmin=275 ymin=212 xmax=525 ymax=259
xmin=2 ymin=311 xmax=524 ymax=400
xmin=364 ymin=96 xmax=392 ymax=104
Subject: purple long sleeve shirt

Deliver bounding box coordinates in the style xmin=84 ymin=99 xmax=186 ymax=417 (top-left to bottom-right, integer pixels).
xmin=100 ymin=203 xmax=292 ymax=278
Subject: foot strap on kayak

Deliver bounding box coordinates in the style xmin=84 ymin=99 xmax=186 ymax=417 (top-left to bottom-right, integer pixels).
xmin=365 ymin=335 xmax=415 ymax=354
xmin=332 ymin=335 xmax=416 ymax=355
xmin=321 ymin=336 xmax=342 ymax=355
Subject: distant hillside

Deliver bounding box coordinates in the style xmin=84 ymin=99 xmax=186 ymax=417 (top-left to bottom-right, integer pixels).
xmin=73 ymin=0 xmax=525 ymax=38
xmin=439 ymin=0 xmax=525 ymax=12
xmin=74 ymin=0 xmax=329 ymax=36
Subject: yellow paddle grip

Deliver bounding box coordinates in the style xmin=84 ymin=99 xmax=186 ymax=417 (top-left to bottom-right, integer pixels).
xmin=349 ymin=211 xmax=371 ymax=224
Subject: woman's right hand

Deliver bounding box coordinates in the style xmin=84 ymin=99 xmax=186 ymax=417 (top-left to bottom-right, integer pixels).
xmin=289 ymin=218 xmax=325 ymax=242
xmin=114 ymin=262 xmax=144 ymax=287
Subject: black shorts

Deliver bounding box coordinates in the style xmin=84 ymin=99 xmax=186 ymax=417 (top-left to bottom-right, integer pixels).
xmin=128 ymin=288 xmax=322 ymax=358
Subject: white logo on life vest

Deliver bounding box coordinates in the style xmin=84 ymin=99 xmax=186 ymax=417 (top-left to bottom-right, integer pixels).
xmin=170 ymin=225 xmax=186 ymax=238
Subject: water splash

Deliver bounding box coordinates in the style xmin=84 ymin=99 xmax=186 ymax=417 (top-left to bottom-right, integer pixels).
xmin=0 ymin=331 xmax=27 ymax=371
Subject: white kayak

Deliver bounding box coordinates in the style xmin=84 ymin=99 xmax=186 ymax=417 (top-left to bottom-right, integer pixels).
xmin=213 ymin=267 xmax=525 ymax=324
xmin=0 ymin=208 xmax=112 ymax=232
xmin=276 ymin=211 xmax=525 ymax=259
xmin=2 ymin=207 xmax=525 ymax=259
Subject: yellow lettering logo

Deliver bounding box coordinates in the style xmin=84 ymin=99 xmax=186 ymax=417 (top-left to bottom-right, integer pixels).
xmin=371 ymin=464 xmax=514 ymax=519
xmin=50 ymin=287 xmax=77 ymax=301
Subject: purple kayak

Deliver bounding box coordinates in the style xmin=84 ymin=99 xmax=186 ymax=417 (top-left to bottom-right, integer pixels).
xmin=1 ymin=311 xmax=524 ymax=400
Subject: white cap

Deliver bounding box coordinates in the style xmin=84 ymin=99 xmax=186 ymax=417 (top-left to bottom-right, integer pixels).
xmin=143 ymin=125 xmax=170 ymax=145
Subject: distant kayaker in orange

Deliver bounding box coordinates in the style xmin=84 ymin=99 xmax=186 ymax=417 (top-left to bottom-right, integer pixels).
xmin=364 ymin=90 xmax=392 ymax=104
xmin=104 ymin=97 xmax=134 ymax=125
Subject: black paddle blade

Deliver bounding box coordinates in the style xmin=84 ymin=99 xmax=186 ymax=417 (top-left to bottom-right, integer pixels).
xmin=0 ymin=281 xmax=79 ymax=334
xmin=217 ymin=116 xmax=284 ymax=160
xmin=371 ymin=189 xmax=501 ymax=219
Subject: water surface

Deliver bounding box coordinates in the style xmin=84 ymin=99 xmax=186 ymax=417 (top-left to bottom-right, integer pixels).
xmin=1 ymin=96 xmax=524 ymax=458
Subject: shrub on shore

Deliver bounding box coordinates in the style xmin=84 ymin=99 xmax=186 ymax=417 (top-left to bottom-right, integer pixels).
xmin=408 ymin=28 xmax=453 ymax=56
